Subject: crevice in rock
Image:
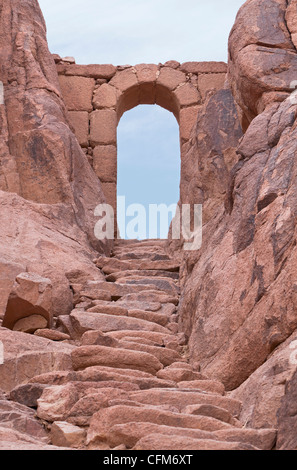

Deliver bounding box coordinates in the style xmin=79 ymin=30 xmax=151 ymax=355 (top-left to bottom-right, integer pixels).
xmin=257 ymin=193 xmax=278 ymax=213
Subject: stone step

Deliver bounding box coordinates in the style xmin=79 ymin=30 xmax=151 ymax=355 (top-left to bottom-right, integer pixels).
xmin=113 ymin=277 xmax=180 ymax=296
xmin=107 ymin=329 xmax=177 ymax=345
xmin=74 ymin=366 xmax=176 ymax=391
xmin=113 ymin=253 xmax=170 ymax=262
xmin=166 ymin=362 xmax=195 ymax=370
xmin=118 ymin=341 xmax=182 ymax=367
xmin=112 ymin=249 xmax=168 ymax=259
xmin=114 ymin=239 xmax=167 ymax=248
xmin=134 ymin=434 xmax=258 ymax=451
xmin=113 ymin=244 xmax=168 ymax=253
xmin=184 ymin=404 xmax=241 ymax=427
xmin=213 ymin=428 xmax=277 ymax=450
xmin=113 ymin=336 xmax=162 ymax=347
xmin=177 ymin=380 xmax=225 ymax=395
xmin=81 ymin=330 xmax=119 ymax=348
xmin=86 ymin=304 xmax=129 ymax=316
xmin=119 ymin=336 xmax=184 ymax=356
xmin=72 ymin=281 xmax=176 ymax=302
xmin=86 ymin=405 xmax=235 ymax=447
xmin=118 ymin=292 xmax=179 ymax=305
xmin=114 ymin=300 xmax=163 ymax=312
xmin=0 ymin=399 xmax=48 ymax=441
xmin=106 ymin=270 xmax=179 ymax=282
xmin=50 ymin=421 xmax=86 ymax=448
xmin=85 ymin=306 xmax=170 ymax=327
xmin=30 ymin=369 xmax=173 ymax=392
xmin=106 ymin=421 xmax=216 ymax=449
xmin=94 ymin=256 xmax=179 ymax=274
xmin=108 ymin=422 xmax=276 ymax=451
xmin=37 ymin=382 xmax=135 ymax=423
xmin=126 ymin=310 xmax=170 ymax=327
xmin=156 ymin=367 xmax=206 ymax=383
xmin=71 ymin=345 xmax=163 ymax=375
xmin=70 ymin=311 xmax=171 ymax=338
xmin=128 ymin=389 xmax=242 ymax=417
xmin=30 ymin=365 xmax=158 ymax=383
xmin=79 ymin=330 xmax=181 ymax=367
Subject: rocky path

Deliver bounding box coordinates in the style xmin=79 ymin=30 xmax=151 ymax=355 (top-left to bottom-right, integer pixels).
xmin=0 ymin=240 xmax=276 ymax=450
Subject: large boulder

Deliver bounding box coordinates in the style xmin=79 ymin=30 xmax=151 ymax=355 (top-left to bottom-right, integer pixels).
xmin=230 ymin=332 xmax=297 ymax=430
xmin=0 ymin=258 xmax=24 ymax=318
xmin=3 ymin=273 xmax=53 ymax=331
xmin=0 ymin=190 xmax=106 ymax=317
xmin=228 ymin=0 xmax=297 ymax=127
xmin=0 ymin=328 xmax=74 ymax=392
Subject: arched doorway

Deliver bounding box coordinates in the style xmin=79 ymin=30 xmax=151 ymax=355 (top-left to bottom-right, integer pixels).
xmin=88 ymin=64 xmax=201 ymax=234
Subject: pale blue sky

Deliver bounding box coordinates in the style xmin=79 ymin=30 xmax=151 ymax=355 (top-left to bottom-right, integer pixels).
xmin=38 ymin=0 xmax=245 ymax=238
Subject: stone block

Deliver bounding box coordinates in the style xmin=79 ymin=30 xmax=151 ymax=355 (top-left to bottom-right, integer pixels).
xmin=180 ymin=62 xmax=227 ymax=74
xmin=93 ymin=84 xmax=117 ymax=109
xmin=93 ymin=145 xmax=117 ymax=183
xmin=90 ymin=109 xmax=117 ymax=145
xmin=68 ymin=111 xmax=89 ymax=147
xmin=109 ymin=68 xmax=138 ymax=93
xmin=180 ymin=106 xmax=200 ymax=141
xmin=157 ymin=67 xmax=186 ymax=91
xmin=174 ymin=83 xmax=201 ymax=107
xmin=58 ymin=76 xmax=95 ymax=111
xmin=198 ymin=73 xmax=226 ymax=99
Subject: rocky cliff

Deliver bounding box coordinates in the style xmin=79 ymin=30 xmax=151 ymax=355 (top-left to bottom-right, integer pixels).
xmin=0 ymin=0 xmax=111 ymax=319
xmin=178 ymin=0 xmax=297 ymax=441
xmin=0 ymin=0 xmax=296 ymax=451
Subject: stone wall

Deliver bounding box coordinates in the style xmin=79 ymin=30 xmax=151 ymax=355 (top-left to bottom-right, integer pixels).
xmin=55 ymin=57 xmax=227 ymax=215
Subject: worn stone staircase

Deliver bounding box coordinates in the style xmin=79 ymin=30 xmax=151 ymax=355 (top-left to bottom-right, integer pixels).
xmin=3 ymin=240 xmax=277 ymax=450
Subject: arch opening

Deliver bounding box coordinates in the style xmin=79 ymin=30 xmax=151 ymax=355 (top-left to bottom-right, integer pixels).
xmin=117 ymin=104 xmax=180 ymax=240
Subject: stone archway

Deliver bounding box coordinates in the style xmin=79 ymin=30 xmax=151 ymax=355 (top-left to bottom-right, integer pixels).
xmin=57 ymin=59 xmax=227 ymax=220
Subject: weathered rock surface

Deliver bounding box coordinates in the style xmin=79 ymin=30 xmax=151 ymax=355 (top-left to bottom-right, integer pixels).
xmin=178 ymin=84 xmax=297 ymax=391
xmin=0 ymin=0 xmax=108 ymax=252
xmin=276 ymin=368 xmax=297 ymax=450
xmin=50 ymin=421 xmax=86 ymax=448
xmin=0 ymin=328 xmax=74 ymax=392
xmin=3 ymin=273 xmax=53 ymax=331
xmin=1 ymin=0 xmax=296 ymax=452
xmin=228 ymin=0 xmax=297 ymax=127
xmin=231 ymin=332 xmax=297 ymax=430
xmin=87 ymin=405 xmax=234 ymax=447
xmin=71 ymin=345 xmax=163 ymax=375
xmin=134 ymin=434 xmax=257 ymax=451
xmin=0 ymin=0 xmax=110 ymax=319
xmin=70 ymin=310 xmax=170 ymax=337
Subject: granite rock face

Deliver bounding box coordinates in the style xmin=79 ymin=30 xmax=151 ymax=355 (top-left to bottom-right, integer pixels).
xmin=276 ymin=367 xmax=297 ymax=450
xmin=178 ymin=0 xmax=297 ymax=395
xmin=179 ymin=96 xmax=297 ymax=390
xmin=228 ymin=0 xmax=297 ymax=129
xmin=0 ymin=0 xmax=110 ymax=317
xmin=1 ymin=0 xmax=297 ymax=451
xmin=0 ymin=0 xmax=107 ymax=253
